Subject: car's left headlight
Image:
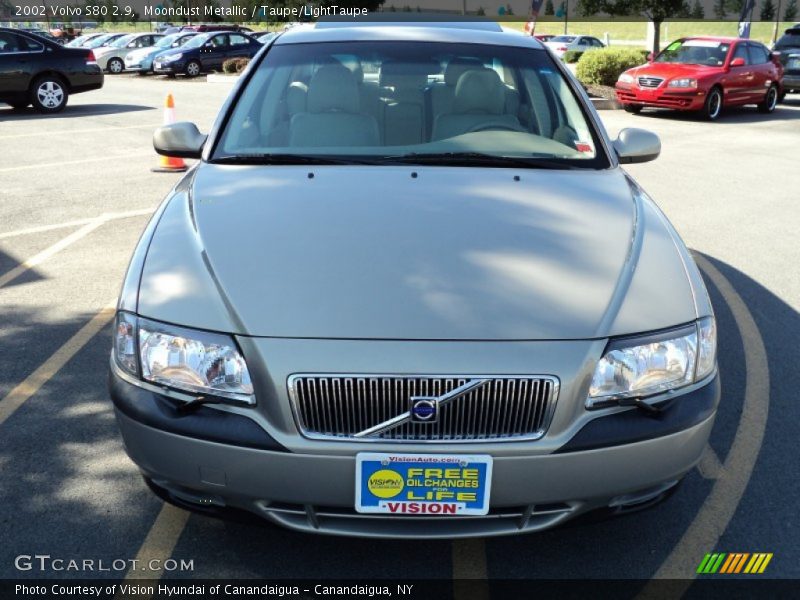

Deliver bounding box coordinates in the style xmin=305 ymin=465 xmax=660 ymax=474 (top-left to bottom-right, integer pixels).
xmin=587 ymin=317 xmax=716 ymax=409
xmin=668 ymin=78 xmax=698 ymax=88
xmin=113 ymin=312 xmax=254 ymax=404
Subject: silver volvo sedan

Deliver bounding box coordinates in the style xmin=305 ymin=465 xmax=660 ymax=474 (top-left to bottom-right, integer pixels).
xmin=110 ymin=21 xmax=719 ymax=538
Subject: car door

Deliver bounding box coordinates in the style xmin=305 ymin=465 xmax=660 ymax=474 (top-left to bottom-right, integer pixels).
xmin=227 ymin=33 xmax=255 ymax=60
xmin=0 ymin=32 xmax=41 ymax=97
xmin=726 ymin=42 xmax=754 ymax=105
xmin=199 ymin=33 xmax=228 ymax=70
xmin=747 ymin=42 xmax=776 ymax=100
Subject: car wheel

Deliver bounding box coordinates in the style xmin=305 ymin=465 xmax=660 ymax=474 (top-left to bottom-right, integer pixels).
xmin=30 ymin=76 xmax=68 ymax=113
xmin=185 ymin=60 xmax=201 ymax=77
xmin=108 ymin=58 xmax=124 ymax=74
xmin=703 ymin=87 xmax=723 ymax=121
xmin=623 ymin=105 xmax=642 ymax=114
xmin=758 ymin=85 xmax=779 ymax=113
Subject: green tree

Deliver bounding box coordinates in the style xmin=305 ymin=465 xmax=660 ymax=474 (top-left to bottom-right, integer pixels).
xmin=725 ymin=0 xmax=745 ymax=15
xmin=760 ymin=0 xmax=775 ymax=20
xmin=477 ymin=5 xmax=486 ymax=15
xmin=545 ymin=0 xmax=555 ymax=14
xmin=713 ymin=0 xmax=726 ymax=18
xmin=677 ymin=0 xmax=691 ymax=17
xmin=786 ymin=0 xmax=798 ymax=20
xmin=691 ymin=0 xmax=704 ymax=18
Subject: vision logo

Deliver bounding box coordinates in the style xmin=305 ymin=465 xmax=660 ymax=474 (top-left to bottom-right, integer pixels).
xmin=697 ymin=552 xmax=773 ymax=574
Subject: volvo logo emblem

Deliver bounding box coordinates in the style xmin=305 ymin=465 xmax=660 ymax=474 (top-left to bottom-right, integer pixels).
xmin=410 ymin=397 xmax=438 ymax=423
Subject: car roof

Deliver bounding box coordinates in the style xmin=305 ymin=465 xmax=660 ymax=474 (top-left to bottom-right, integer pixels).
xmin=682 ymin=35 xmax=746 ymax=43
xmin=275 ymin=21 xmax=545 ymax=49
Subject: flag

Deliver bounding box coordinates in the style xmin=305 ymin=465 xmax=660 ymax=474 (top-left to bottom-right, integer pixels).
xmin=524 ymin=0 xmax=545 ymax=35
xmin=738 ymin=0 xmax=756 ymax=39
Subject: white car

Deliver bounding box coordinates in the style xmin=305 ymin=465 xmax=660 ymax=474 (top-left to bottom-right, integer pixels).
xmin=545 ymin=35 xmax=605 ymax=59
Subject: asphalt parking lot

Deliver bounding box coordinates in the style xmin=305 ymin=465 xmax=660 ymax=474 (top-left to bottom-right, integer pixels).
xmin=1 ymin=75 xmax=798 ymax=589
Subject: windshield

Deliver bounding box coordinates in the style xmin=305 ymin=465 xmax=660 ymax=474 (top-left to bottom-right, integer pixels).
xmin=86 ymin=34 xmax=114 ymax=48
xmin=656 ymin=39 xmax=731 ymax=66
xmin=775 ymin=32 xmax=800 ymax=49
xmin=183 ymin=33 xmax=212 ymax=49
xmin=551 ymin=36 xmax=575 ymax=43
xmin=110 ymin=34 xmax=135 ymax=48
xmin=155 ymin=34 xmax=180 ymax=48
xmin=213 ymin=41 xmax=607 ymax=169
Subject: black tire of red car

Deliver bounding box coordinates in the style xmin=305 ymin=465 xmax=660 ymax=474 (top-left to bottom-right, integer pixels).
xmin=758 ymin=84 xmax=779 ymax=113
xmin=703 ymin=87 xmax=723 ymax=121
xmin=30 ymin=75 xmax=69 ymax=113
xmin=185 ymin=60 xmax=202 ymax=77
xmin=623 ymin=105 xmax=642 ymax=114
xmin=108 ymin=58 xmax=124 ymax=74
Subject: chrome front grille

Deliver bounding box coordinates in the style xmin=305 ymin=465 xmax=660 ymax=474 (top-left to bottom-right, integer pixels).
xmin=288 ymin=375 xmax=559 ymax=442
xmin=638 ymin=76 xmax=664 ymax=88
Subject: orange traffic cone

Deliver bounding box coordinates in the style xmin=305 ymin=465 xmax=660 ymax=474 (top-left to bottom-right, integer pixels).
xmin=152 ymin=93 xmax=188 ymax=173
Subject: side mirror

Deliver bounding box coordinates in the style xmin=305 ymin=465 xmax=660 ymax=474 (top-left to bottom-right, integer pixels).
xmin=730 ymin=57 xmax=746 ymax=67
xmin=613 ymin=128 xmax=661 ymax=164
xmin=153 ymin=122 xmax=206 ymax=159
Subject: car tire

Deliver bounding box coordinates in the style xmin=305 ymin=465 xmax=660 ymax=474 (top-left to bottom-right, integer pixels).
xmin=30 ymin=75 xmax=69 ymax=113
xmin=758 ymin=85 xmax=779 ymax=113
xmin=108 ymin=58 xmax=124 ymax=74
xmin=185 ymin=60 xmax=201 ymax=77
xmin=623 ymin=105 xmax=643 ymax=114
xmin=137 ymin=71 xmax=148 ymax=76
xmin=702 ymin=87 xmax=723 ymax=121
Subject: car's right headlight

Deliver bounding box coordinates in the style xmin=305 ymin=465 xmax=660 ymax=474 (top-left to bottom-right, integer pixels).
xmin=587 ymin=317 xmax=716 ymax=409
xmin=618 ymin=72 xmax=635 ymax=84
xmin=161 ymin=53 xmax=183 ymax=62
xmin=113 ymin=312 xmax=254 ymax=404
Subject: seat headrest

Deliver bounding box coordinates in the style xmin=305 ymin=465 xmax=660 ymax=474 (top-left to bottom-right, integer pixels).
xmin=379 ymin=60 xmax=432 ymax=89
xmin=453 ymin=69 xmax=506 ymax=115
xmin=336 ymin=55 xmax=364 ymax=84
xmin=307 ymin=65 xmax=360 ymax=113
xmin=286 ymin=82 xmax=307 ymax=116
xmin=444 ymin=57 xmax=485 ymax=86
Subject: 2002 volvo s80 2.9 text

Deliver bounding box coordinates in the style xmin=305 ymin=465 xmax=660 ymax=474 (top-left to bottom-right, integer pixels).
xmin=110 ymin=20 xmax=719 ymax=538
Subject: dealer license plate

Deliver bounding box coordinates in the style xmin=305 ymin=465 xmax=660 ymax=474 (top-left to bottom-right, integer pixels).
xmin=355 ymin=453 xmax=492 ymax=516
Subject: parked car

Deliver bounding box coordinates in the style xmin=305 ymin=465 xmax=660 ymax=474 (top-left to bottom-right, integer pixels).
xmin=544 ymin=34 xmax=605 ymax=59
xmin=534 ymin=33 xmax=555 ymax=42
xmin=616 ymin=37 xmax=783 ymax=120
xmin=0 ymin=27 xmax=103 ymax=112
xmin=153 ymin=31 xmax=261 ymax=77
xmin=111 ymin=22 xmax=719 ymax=538
xmin=95 ymin=33 xmax=164 ymax=73
xmin=772 ymin=25 xmax=800 ymax=96
xmin=124 ymin=32 xmax=198 ymax=75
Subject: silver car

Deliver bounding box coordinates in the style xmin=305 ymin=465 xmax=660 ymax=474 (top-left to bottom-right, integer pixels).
xmin=111 ymin=21 xmax=718 ymax=538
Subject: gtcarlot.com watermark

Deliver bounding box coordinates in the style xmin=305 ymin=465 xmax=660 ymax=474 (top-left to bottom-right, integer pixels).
xmin=14 ymin=554 xmax=194 ymax=573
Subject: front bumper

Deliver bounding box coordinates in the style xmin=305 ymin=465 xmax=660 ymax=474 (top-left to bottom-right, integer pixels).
xmin=615 ymin=83 xmax=707 ymax=111
xmin=153 ymin=61 xmax=184 ymax=74
xmin=111 ymin=368 xmax=719 ymax=538
xmin=782 ymin=74 xmax=800 ymax=90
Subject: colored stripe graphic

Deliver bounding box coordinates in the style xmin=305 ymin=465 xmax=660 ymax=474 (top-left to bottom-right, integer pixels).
xmin=701 ymin=553 xmax=774 ymax=574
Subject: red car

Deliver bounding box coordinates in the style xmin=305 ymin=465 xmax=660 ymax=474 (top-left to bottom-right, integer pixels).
xmin=615 ymin=36 xmax=784 ymax=120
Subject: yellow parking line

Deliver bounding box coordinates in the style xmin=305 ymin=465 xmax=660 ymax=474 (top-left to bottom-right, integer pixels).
xmin=0 ymin=208 xmax=154 ymax=241
xmin=0 ymin=153 xmax=153 ymax=173
xmin=116 ymin=503 xmax=190 ymax=599
xmin=0 ymin=124 xmax=160 ymax=140
xmin=0 ymin=300 xmax=117 ymax=427
xmin=637 ymin=253 xmax=770 ymax=593
xmin=452 ymin=539 xmax=490 ymax=600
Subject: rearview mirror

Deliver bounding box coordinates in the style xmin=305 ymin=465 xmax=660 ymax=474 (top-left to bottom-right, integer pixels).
xmin=153 ymin=122 xmax=206 ymax=159
xmin=613 ymin=128 xmax=661 ymax=164
xmin=730 ymin=57 xmax=746 ymax=67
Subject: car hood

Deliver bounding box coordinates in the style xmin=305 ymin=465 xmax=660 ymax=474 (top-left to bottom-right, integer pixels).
xmin=137 ymin=165 xmax=698 ymax=340
xmin=627 ymin=62 xmax=721 ymax=79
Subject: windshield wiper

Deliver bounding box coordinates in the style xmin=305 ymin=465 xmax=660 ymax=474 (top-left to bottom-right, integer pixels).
xmin=212 ymin=154 xmax=381 ymax=166
xmin=380 ymin=152 xmax=583 ymax=170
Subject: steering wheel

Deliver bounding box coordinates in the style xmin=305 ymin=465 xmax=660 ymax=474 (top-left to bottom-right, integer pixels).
xmin=464 ymin=122 xmax=524 ymax=134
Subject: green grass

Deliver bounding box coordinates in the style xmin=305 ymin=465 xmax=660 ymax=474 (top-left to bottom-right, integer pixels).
xmin=503 ymin=20 xmax=794 ymax=46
